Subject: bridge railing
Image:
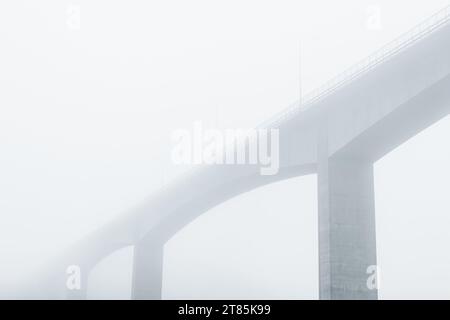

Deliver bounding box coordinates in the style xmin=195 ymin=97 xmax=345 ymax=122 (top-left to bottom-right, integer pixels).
xmin=258 ymin=5 xmax=450 ymax=128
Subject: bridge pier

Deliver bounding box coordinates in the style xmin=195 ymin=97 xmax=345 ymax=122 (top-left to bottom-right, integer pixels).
xmin=318 ymin=135 xmax=378 ymax=299
xmin=131 ymin=235 xmax=164 ymax=300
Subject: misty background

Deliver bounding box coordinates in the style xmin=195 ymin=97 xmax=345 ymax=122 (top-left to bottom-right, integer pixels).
xmin=0 ymin=0 xmax=449 ymax=299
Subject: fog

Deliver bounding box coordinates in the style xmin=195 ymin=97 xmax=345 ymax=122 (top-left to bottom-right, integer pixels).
xmin=0 ymin=0 xmax=449 ymax=299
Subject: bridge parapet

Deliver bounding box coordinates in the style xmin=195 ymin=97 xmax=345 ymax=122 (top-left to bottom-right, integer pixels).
xmin=259 ymin=5 xmax=450 ymax=129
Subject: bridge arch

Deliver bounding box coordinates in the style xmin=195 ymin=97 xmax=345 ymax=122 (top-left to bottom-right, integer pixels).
xmin=163 ymin=173 xmax=318 ymax=299
xmin=86 ymin=245 xmax=134 ymax=299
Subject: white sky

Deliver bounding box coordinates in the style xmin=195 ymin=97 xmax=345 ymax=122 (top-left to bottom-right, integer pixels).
xmin=0 ymin=0 xmax=449 ymax=299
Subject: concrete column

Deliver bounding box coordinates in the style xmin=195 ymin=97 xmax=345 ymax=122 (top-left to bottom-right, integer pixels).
xmin=131 ymin=235 xmax=164 ymax=300
xmin=317 ymin=132 xmax=378 ymax=299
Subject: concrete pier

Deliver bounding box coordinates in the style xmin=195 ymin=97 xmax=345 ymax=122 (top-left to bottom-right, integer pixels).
xmin=318 ymin=131 xmax=378 ymax=299
xmin=131 ymin=235 xmax=164 ymax=300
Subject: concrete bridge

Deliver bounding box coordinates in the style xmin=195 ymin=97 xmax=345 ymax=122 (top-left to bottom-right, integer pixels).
xmin=20 ymin=5 xmax=450 ymax=300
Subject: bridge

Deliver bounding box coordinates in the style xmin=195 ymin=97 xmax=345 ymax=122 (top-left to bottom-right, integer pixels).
xmin=19 ymin=5 xmax=450 ymax=300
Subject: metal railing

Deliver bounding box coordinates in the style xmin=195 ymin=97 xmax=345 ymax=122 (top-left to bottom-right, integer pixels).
xmin=258 ymin=5 xmax=450 ymax=128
